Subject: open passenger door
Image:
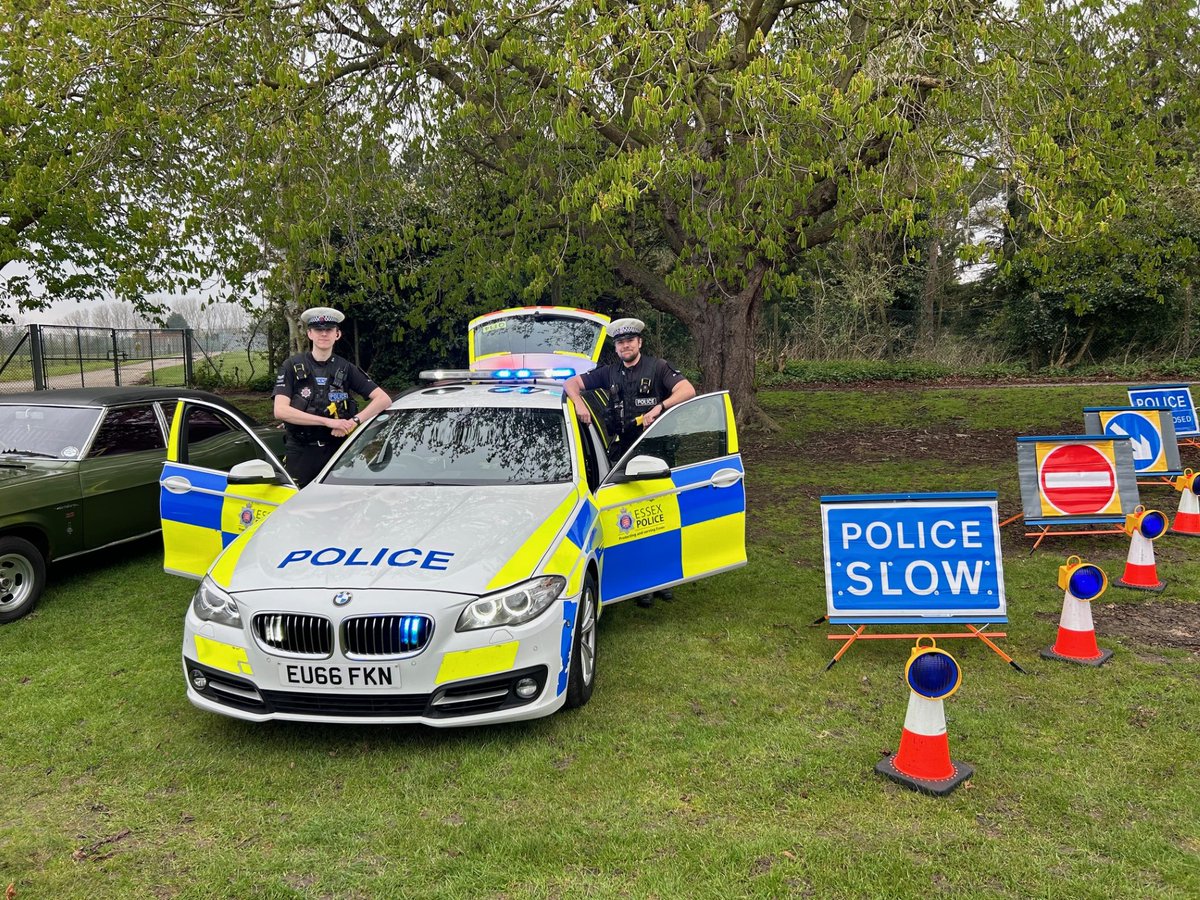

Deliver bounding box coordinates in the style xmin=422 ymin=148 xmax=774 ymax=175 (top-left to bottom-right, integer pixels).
xmin=593 ymin=392 xmax=746 ymax=602
xmin=159 ymin=399 xmax=297 ymax=579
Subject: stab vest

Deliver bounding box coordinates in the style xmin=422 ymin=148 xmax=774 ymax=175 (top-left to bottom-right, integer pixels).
xmin=286 ymin=355 xmax=359 ymax=444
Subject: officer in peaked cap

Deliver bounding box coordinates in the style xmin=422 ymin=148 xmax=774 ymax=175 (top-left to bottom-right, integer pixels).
xmin=564 ymin=316 xmax=696 ymax=607
xmin=273 ymin=306 xmax=391 ymax=487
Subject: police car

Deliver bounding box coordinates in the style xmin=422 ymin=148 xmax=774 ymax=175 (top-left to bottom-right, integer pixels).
xmin=159 ymin=308 xmax=746 ymax=726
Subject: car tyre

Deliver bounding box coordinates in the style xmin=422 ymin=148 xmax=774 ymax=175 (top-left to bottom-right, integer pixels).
xmin=0 ymin=536 xmax=46 ymax=624
xmin=565 ymin=572 xmax=598 ymax=709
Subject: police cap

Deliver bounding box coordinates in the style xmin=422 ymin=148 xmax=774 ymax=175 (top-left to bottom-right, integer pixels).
xmin=301 ymin=307 xmax=345 ymax=330
xmin=607 ymin=318 xmax=645 ymax=340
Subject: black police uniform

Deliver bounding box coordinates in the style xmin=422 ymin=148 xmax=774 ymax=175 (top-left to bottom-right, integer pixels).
xmin=273 ymin=351 xmax=380 ymax=486
xmin=578 ymin=354 xmax=686 ymax=462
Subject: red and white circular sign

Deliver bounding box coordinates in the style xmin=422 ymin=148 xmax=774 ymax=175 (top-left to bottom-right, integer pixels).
xmin=1039 ymin=443 xmax=1117 ymax=515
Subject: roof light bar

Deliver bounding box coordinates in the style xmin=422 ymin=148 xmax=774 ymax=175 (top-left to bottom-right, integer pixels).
xmin=419 ymin=367 xmax=575 ymax=382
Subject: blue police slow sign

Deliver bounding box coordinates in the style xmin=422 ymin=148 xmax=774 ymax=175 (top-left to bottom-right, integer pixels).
xmin=821 ymin=492 xmax=1007 ymax=624
xmin=1128 ymin=384 xmax=1198 ymax=437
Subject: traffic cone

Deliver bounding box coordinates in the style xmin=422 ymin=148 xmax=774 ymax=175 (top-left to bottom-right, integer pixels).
xmin=875 ymin=641 xmax=973 ymax=796
xmin=1169 ymin=470 xmax=1200 ymax=537
xmin=1041 ymin=556 xmax=1113 ymax=666
xmin=1113 ymin=507 xmax=1167 ymax=592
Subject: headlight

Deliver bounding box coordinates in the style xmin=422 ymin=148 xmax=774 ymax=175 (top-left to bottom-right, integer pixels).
xmin=191 ymin=577 xmax=242 ymax=627
xmin=456 ymin=575 xmax=566 ymax=632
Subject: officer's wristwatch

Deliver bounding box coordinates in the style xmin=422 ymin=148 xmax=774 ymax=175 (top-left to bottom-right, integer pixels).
xmin=351 ymin=415 xmax=361 ymax=424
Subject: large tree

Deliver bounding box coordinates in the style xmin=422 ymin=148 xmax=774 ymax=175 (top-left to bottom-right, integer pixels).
xmin=4 ymin=2 xmax=1164 ymax=413
xmin=253 ymin=0 xmax=1148 ymax=418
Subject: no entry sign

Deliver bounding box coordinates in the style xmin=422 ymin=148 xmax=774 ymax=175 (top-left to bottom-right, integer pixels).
xmin=1039 ymin=443 xmax=1117 ymax=514
xmin=1017 ymin=435 xmax=1140 ymax=523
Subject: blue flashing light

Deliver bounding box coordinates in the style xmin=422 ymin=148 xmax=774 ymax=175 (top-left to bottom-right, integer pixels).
xmin=398 ymin=615 xmax=428 ymax=651
xmin=1140 ymin=510 xmax=1168 ymax=540
xmin=906 ymin=649 xmax=961 ymax=700
xmin=548 ymin=367 xmax=576 ymax=378
xmin=493 ymin=369 xmax=514 ymax=379
xmin=1068 ymin=564 xmax=1107 ymax=601
xmin=515 ymin=368 xmax=533 ymax=379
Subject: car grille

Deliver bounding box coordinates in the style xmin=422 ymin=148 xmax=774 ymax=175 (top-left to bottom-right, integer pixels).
xmin=257 ymin=689 xmax=432 ymax=717
xmin=342 ymin=614 xmax=433 ymax=657
xmin=252 ymin=613 xmax=333 ymax=657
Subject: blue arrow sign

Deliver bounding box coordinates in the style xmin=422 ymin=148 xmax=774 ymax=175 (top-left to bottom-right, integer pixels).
xmin=1104 ymin=411 xmax=1163 ymax=472
xmin=1128 ymin=385 xmax=1198 ymax=437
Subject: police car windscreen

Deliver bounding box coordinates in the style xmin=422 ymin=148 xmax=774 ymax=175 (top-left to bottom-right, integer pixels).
xmin=474 ymin=316 xmax=601 ymax=357
xmin=324 ymin=407 xmax=572 ymax=485
xmin=0 ymin=405 xmax=103 ymax=459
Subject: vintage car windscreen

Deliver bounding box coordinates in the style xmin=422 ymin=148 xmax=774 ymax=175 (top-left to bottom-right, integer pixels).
xmin=0 ymin=405 xmax=103 ymax=459
xmin=473 ymin=315 xmax=602 ymax=358
xmin=325 ymin=406 xmax=572 ymax=485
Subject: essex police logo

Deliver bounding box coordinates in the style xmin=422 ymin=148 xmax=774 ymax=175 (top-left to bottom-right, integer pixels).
xmin=618 ymin=508 xmax=634 ymax=533
xmin=240 ymin=502 xmax=255 ymax=527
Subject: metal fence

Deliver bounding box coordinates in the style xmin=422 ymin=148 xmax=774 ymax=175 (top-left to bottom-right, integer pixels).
xmin=0 ymin=324 xmax=195 ymax=393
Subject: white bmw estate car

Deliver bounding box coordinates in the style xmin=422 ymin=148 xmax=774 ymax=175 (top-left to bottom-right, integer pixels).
xmin=159 ymin=311 xmax=746 ymax=726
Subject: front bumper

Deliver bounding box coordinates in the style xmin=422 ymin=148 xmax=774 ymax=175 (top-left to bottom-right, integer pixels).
xmin=180 ymin=592 xmax=577 ymax=727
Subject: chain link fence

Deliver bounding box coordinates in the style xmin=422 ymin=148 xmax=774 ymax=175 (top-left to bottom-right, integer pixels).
xmin=0 ymin=325 xmax=195 ymax=394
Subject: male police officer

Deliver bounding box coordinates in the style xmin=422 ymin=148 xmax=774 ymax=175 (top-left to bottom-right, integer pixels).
xmin=273 ymin=306 xmax=391 ymax=487
xmin=565 ymin=317 xmax=696 ymax=461
xmin=565 ymin=318 xmax=696 ymax=607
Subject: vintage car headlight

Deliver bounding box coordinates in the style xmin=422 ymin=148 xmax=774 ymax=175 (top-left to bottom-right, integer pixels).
xmin=191 ymin=577 xmax=242 ymax=628
xmin=456 ymin=575 xmax=566 ymax=632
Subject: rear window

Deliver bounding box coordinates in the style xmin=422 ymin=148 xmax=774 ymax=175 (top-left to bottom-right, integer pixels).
xmin=325 ymin=406 xmax=572 ymax=486
xmin=0 ymin=405 xmax=103 ymax=459
xmin=473 ymin=314 xmax=602 ymax=358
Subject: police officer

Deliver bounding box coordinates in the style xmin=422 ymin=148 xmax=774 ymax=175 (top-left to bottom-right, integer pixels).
xmin=565 ymin=317 xmax=696 ymax=461
xmin=565 ymin=318 xmax=696 ymax=608
xmin=273 ymin=306 xmax=391 ymax=487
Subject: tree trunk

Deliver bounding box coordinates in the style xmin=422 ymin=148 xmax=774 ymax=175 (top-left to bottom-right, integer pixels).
xmin=685 ymin=265 xmax=770 ymax=430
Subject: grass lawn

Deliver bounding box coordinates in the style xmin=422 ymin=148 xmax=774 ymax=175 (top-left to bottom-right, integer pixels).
xmin=1 ymin=383 xmax=1197 ymax=898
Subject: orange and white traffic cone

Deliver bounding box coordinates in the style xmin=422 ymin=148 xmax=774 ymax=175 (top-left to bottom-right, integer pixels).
xmin=1169 ymin=470 xmax=1200 ymax=537
xmin=1113 ymin=507 xmax=1168 ymax=592
xmin=876 ymin=640 xmax=973 ymax=796
xmin=1042 ymin=556 xmax=1113 ymax=666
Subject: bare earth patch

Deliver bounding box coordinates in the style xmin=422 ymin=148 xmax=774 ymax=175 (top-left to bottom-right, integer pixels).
xmin=1038 ymin=601 xmax=1200 ymax=656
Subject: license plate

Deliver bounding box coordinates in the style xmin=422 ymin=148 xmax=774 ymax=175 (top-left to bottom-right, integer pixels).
xmin=281 ymin=663 xmax=399 ymax=689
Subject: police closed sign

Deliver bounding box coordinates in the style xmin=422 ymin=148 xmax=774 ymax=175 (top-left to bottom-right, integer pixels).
xmin=821 ymin=493 xmax=1007 ymax=623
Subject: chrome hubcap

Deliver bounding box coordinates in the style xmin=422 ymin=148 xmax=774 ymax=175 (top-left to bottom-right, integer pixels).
xmin=0 ymin=554 xmax=33 ymax=607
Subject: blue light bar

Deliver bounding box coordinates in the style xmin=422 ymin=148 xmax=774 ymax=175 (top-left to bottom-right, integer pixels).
xmin=419 ymin=367 xmax=577 ymax=382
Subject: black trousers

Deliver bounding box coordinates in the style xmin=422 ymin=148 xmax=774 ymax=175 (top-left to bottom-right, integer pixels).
xmin=283 ymin=439 xmax=339 ymax=487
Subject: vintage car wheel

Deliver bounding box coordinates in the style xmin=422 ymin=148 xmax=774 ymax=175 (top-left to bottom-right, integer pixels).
xmin=565 ymin=573 xmax=597 ymax=709
xmin=0 ymin=536 xmax=46 ymax=624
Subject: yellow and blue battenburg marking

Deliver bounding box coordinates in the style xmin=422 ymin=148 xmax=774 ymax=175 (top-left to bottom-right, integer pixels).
xmin=597 ymin=456 xmax=746 ymax=601
xmin=161 ymin=462 xmax=294 ymax=579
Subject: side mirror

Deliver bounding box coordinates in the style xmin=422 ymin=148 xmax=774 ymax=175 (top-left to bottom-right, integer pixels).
xmin=227 ymin=459 xmax=280 ymax=485
xmin=617 ymin=454 xmax=671 ymax=482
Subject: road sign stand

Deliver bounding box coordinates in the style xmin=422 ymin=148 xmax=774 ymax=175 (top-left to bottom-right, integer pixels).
xmin=825 ymin=623 xmax=1025 ymax=673
xmin=1000 ymin=510 xmax=1127 ymax=553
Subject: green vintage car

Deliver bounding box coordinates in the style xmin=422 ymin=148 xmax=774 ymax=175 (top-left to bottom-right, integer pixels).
xmin=0 ymin=387 xmax=284 ymax=623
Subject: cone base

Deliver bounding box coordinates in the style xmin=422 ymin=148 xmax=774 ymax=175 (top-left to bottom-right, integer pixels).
xmin=1040 ymin=645 xmax=1113 ymax=667
xmin=1168 ymin=528 xmax=1200 ymax=538
xmin=1112 ymin=577 xmax=1166 ymax=592
xmin=875 ymin=755 xmax=973 ymax=796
